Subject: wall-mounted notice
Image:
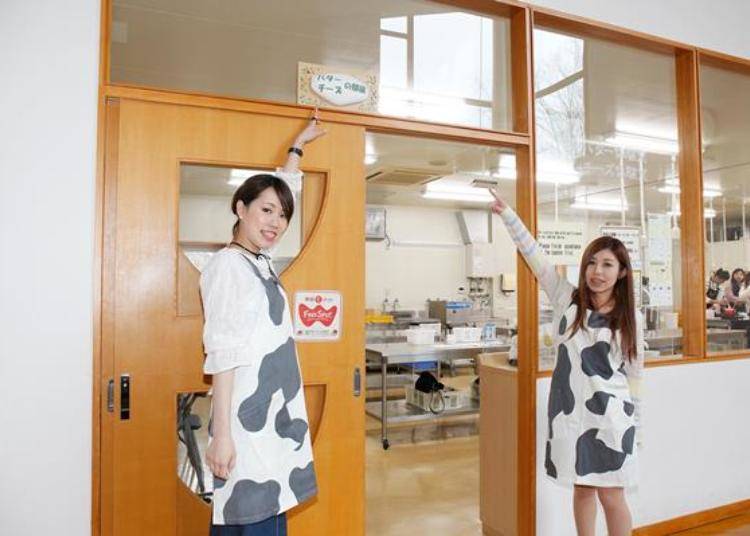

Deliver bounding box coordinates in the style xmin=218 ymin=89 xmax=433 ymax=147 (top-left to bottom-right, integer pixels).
xmin=538 ymin=221 xmax=585 ymax=265
xmin=646 ymin=213 xmax=674 ymax=307
xmin=294 ymin=291 xmax=342 ymax=341
xmin=600 ymin=226 xmax=642 ymax=270
xmin=298 ymin=62 xmax=378 ymax=112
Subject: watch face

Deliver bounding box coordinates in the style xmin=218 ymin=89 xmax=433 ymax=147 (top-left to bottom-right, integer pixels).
xmin=365 ymin=207 xmax=386 ymax=239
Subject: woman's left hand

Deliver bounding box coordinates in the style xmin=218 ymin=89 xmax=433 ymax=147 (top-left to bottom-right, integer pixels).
xmin=294 ymin=108 xmax=327 ymax=147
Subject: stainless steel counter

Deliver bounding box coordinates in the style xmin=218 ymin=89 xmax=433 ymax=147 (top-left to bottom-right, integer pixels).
xmin=365 ymin=340 xmax=509 ymax=450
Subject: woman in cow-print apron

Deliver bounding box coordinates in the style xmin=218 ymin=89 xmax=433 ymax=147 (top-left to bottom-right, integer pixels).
xmin=490 ymin=188 xmax=644 ymax=536
xmin=200 ymin=110 xmax=326 ymax=535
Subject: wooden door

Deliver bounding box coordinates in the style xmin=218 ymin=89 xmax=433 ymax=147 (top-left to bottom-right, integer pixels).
xmin=100 ymin=97 xmax=365 ymax=535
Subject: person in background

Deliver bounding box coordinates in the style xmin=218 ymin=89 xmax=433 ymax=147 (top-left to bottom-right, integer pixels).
xmin=201 ymin=109 xmax=326 ymax=535
xmin=489 ymin=188 xmax=643 ymax=536
xmin=736 ymin=270 xmax=750 ymax=310
xmin=706 ymin=268 xmax=730 ymax=309
xmin=723 ymin=268 xmax=746 ymax=308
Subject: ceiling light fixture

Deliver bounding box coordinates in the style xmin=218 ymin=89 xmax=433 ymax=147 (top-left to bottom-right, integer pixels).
xmin=605 ymin=131 xmax=679 ymax=155
xmin=667 ymin=208 xmax=717 ymax=218
xmin=570 ymin=198 xmax=628 ymax=213
xmin=421 ymin=183 xmax=494 ymax=204
xmin=495 ymin=154 xmax=580 ymax=184
xmin=227 ymin=168 xmax=269 ymax=186
xmin=657 ymin=185 xmax=723 ymax=198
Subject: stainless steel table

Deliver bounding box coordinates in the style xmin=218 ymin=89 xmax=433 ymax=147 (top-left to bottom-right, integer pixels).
xmin=365 ymin=341 xmax=510 ymax=449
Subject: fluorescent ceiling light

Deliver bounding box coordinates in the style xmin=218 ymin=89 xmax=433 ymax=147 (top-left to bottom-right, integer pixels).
xmin=421 ymin=183 xmax=494 ymax=203
xmin=228 ymin=168 xmax=268 ymax=186
xmin=605 ymin=131 xmax=679 ymax=155
xmin=496 ymin=154 xmax=580 ymax=184
xmin=667 ymin=208 xmax=717 ymax=218
xmin=570 ymin=198 xmax=628 ymax=213
xmin=657 ymin=185 xmax=722 ymax=198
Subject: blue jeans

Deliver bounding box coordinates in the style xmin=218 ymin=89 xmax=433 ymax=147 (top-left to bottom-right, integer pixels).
xmin=210 ymin=513 xmax=287 ymax=536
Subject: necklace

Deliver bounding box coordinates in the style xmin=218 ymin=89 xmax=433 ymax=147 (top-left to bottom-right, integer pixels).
xmin=229 ymin=240 xmax=261 ymax=258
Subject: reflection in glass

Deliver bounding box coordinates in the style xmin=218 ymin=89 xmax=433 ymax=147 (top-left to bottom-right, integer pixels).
xmin=700 ymin=63 xmax=750 ymax=353
xmin=533 ymin=28 xmax=683 ymax=367
xmin=111 ymin=1 xmax=512 ymax=130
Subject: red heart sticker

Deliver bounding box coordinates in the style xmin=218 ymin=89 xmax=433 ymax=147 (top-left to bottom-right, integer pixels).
xmin=298 ymin=304 xmax=338 ymax=327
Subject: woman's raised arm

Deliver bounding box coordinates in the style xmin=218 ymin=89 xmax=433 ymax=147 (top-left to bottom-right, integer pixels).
xmin=489 ymin=187 xmax=566 ymax=302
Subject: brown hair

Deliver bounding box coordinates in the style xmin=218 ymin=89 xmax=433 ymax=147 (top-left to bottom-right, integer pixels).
xmin=230 ymin=174 xmax=295 ymax=235
xmin=569 ymin=236 xmax=637 ymax=361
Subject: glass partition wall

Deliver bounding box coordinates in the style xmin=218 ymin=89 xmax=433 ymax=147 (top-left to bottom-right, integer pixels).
xmin=533 ymin=28 xmax=684 ymax=369
xmin=700 ymin=61 xmax=750 ymax=354
xmin=110 ymin=0 xmax=513 ymax=131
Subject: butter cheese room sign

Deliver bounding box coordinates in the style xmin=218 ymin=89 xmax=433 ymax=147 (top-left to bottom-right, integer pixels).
xmin=293 ymin=291 xmax=342 ymax=341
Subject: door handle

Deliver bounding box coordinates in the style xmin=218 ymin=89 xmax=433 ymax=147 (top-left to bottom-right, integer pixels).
xmin=120 ymin=374 xmax=131 ymax=420
xmin=107 ymin=379 xmax=115 ymax=413
xmin=353 ymin=367 xmax=361 ymax=397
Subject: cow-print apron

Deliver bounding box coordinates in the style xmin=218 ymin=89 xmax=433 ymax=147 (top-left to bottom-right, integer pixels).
xmin=208 ymin=249 xmax=317 ymax=525
xmin=547 ymin=301 xmax=638 ymax=488
xmin=497 ymin=206 xmax=640 ymax=489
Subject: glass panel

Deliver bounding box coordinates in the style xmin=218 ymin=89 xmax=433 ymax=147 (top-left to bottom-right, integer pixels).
xmin=179 ymin=164 xmax=303 ymax=277
xmin=381 ymin=16 xmax=407 ymax=34
xmin=700 ymin=63 xmax=750 ymax=353
xmin=110 ymin=1 xmax=512 ymax=131
xmin=380 ymin=35 xmax=407 ymax=89
xmin=177 ymin=391 xmax=212 ymax=502
xmin=533 ymin=28 xmax=682 ymax=369
xmin=363 ymin=132 xmax=518 ymax=527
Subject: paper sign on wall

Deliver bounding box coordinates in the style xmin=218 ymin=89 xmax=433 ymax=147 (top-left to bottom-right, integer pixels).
xmin=600 ymin=226 xmax=642 ymax=270
xmin=294 ymin=291 xmax=342 ymax=341
xmin=538 ymin=221 xmax=585 ymax=265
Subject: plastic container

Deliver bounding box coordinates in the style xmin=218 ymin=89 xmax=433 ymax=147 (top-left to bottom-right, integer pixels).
xmin=406 ymin=329 xmax=436 ymax=345
xmin=404 ymin=385 xmax=470 ymax=412
xmin=453 ymin=327 xmax=482 ymax=343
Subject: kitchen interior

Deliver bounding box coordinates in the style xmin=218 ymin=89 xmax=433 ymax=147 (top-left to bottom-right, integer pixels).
xmin=361 ymin=131 xmax=518 ymax=535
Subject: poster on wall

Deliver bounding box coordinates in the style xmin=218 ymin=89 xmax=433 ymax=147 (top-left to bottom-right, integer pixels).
xmin=293 ymin=291 xmax=342 ymax=341
xmin=538 ymin=221 xmax=585 ymax=265
xmin=646 ymin=213 xmax=674 ymax=307
xmin=600 ymin=226 xmax=642 ymax=270
xmin=297 ymin=62 xmax=378 ymax=112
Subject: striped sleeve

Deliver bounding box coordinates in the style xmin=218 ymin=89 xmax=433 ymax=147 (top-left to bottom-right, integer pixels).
xmin=498 ymin=207 xmax=569 ymax=305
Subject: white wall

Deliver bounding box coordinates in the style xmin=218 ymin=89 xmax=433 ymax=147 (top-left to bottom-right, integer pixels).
xmin=528 ymin=0 xmax=750 ymax=60
xmin=179 ymin=195 xmax=302 ymax=258
xmin=0 ymin=1 xmax=100 ymax=534
xmin=366 ymin=205 xmax=467 ymax=311
xmin=537 ymin=359 xmax=750 ymax=534
xmin=705 ymin=238 xmax=750 ymax=273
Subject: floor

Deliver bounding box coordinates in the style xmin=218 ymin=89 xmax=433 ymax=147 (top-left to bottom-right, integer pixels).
xmin=364 ymin=367 xmax=485 ymax=535
xmin=365 ymin=425 xmax=482 ymax=536
xmin=676 ymin=513 xmax=750 ymax=535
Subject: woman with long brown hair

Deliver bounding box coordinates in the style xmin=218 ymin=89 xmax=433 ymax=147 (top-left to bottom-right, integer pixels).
xmin=490 ymin=188 xmax=643 ymax=536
